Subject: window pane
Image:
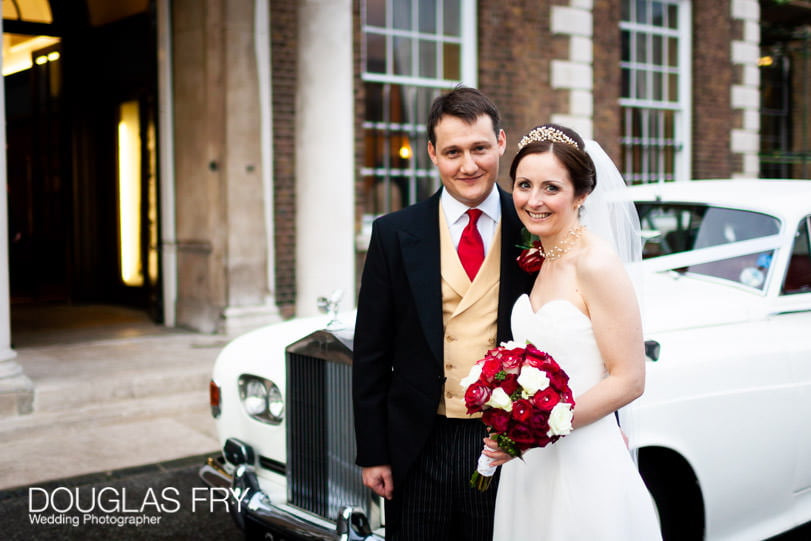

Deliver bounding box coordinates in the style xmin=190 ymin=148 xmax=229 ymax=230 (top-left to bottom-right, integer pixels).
xmin=667 ymin=37 xmax=678 ymax=67
xmin=393 ymin=0 xmax=412 ymax=30
xmin=621 ymin=30 xmax=631 ymax=62
xmin=419 ymin=0 xmax=437 ymax=33
xmin=636 ymin=32 xmax=648 ymax=64
xmin=636 ymin=0 xmax=648 ymax=24
xmin=651 ymin=1 xmax=664 ymax=26
xmin=652 ymin=35 xmax=662 ymax=65
xmin=365 ymin=82 xmax=384 ymax=122
xmin=782 ymin=217 xmax=811 ymax=294
xmin=419 ymin=40 xmax=437 ymax=78
xmin=366 ymin=0 xmax=385 ymax=27
xmin=668 ymin=72 xmax=678 ymax=101
xmin=621 ymin=68 xmax=631 ymax=98
xmin=667 ymin=4 xmax=678 ymax=29
xmin=636 ymin=69 xmax=648 ymax=99
xmin=443 ymin=42 xmax=461 ymax=79
xmin=652 ymin=71 xmax=663 ymax=100
xmin=366 ymin=33 xmax=386 ymax=73
xmin=393 ymin=36 xmax=413 ymax=76
xmin=443 ymin=0 xmax=460 ymax=35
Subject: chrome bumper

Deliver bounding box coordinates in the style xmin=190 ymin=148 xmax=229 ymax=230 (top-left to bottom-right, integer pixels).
xmin=199 ymin=456 xmax=382 ymax=541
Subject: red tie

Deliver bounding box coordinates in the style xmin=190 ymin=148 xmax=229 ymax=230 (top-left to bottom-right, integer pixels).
xmin=458 ymin=209 xmax=485 ymax=281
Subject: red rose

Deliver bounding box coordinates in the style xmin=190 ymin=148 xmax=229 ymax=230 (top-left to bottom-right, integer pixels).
xmin=546 ymin=366 xmax=569 ymax=391
xmin=464 ymin=382 xmax=492 ymax=413
xmin=511 ymin=399 xmax=533 ymax=422
xmin=526 ymin=411 xmax=553 ymax=446
xmin=499 ymin=348 xmax=525 ymax=373
xmin=532 ymin=387 xmax=561 ymax=412
xmin=500 ymin=373 xmax=520 ymax=396
xmin=507 ymin=423 xmax=536 ymax=448
xmin=482 ymin=409 xmax=511 ymax=433
xmin=561 ymin=389 xmax=575 ymax=405
xmin=481 ymin=359 xmax=503 ymax=381
xmin=524 ymin=346 xmax=553 ymax=369
xmin=516 ymin=242 xmax=543 ymax=273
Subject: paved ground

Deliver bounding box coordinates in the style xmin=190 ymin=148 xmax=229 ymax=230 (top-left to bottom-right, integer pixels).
xmin=1 ymin=305 xmax=232 ymax=491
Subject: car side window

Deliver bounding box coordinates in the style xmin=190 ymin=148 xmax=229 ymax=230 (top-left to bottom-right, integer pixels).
xmin=782 ymin=216 xmax=811 ymax=295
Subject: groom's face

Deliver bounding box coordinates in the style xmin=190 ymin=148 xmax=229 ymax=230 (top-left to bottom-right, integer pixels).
xmin=427 ymin=114 xmax=506 ymax=208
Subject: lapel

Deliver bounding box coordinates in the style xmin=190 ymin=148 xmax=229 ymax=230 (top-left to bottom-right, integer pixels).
xmin=497 ymin=185 xmax=531 ymax=342
xmin=398 ymin=191 xmax=444 ymax=365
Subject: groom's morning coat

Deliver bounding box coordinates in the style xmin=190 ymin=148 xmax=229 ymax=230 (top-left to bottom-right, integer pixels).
xmin=353 ymin=186 xmax=534 ymax=487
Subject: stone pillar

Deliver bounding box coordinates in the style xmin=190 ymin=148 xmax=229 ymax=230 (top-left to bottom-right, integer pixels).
xmin=731 ymin=0 xmax=761 ymax=178
xmin=0 ymin=17 xmax=34 ymax=416
xmin=295 ymin=0 xmax=355 ymax=317
xmin=172 ymin=0 xmax=279 ymax=333
xmin=550 ymin=2 xmax=594 ymax=140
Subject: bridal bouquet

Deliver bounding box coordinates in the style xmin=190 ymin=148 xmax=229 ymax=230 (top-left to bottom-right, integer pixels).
xmin=462 ymin=341 xmax=575 ymax=491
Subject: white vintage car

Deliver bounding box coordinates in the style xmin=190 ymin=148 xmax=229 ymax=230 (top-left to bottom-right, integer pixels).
xmin=200 ymin=179 xmax=811 ymax=541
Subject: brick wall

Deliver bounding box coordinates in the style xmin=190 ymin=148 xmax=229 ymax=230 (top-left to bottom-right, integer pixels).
xmin=593 ymin=0 xmax=622 ymax=162
xmin=478 ymin=1 xmax=570 ymax=189
xmin=693 ymin=0 xmax=734 ymax=179
xmin=271 ymin=0 xmax=297 ymax=318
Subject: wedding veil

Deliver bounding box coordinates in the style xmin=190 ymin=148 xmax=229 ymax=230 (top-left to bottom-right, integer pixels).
xmin=581 ymin=140 xmax=642 ymax=265
xmin=581 ymin=139 xmax=644 ymax=463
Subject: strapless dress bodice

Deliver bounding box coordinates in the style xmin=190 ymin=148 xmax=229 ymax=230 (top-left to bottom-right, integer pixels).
xmin=510 ymin=294 xmax=607 ymax=397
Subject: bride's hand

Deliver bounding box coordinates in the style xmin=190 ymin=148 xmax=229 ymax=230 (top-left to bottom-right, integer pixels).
xmin=482 ymin=436 xmax=516 ymax=466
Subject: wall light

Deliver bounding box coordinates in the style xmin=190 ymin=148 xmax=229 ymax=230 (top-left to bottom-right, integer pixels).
xmin=118 ymin=101 xmax=143 ymax=287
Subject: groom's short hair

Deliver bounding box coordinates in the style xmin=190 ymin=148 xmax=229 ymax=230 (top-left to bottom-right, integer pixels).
xmin=427 ymin=85 xmax=502 ymax=145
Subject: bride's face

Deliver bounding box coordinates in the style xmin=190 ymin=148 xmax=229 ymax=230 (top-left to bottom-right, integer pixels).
xmin=513 ymin=151 xmax=585 ymax=239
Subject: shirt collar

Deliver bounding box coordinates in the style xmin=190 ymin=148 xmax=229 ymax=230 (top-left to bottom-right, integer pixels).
xmin=440 ymin=184 xmax=501 ymax=225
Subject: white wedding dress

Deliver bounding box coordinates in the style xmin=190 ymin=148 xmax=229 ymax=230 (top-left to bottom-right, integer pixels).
xmin=492 ymin=294 xmax=662 ymax=541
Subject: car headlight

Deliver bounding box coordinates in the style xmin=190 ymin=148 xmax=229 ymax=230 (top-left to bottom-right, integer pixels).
xmin=238 ymin=374 xmax=284 ymax=425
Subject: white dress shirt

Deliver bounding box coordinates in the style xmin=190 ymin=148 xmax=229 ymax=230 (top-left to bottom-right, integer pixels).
xmin=440 ymin=185 xmax=502 ymax=256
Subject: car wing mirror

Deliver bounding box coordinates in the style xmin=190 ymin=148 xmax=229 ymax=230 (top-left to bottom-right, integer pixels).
xmin=645 ymin=340 xmax=661 ymax=362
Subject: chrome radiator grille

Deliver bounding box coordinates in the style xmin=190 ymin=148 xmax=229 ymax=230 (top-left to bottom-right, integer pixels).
xmin=286 ymin=331 xmax=369 ymax=521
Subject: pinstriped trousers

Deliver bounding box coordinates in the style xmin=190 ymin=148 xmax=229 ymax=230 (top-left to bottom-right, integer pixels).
xmin=385 ymin=416 xmax=498 ymax=541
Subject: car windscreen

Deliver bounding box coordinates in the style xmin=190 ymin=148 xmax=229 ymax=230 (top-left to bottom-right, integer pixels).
xmin=636 ymin=203 xmax=781 ymax=289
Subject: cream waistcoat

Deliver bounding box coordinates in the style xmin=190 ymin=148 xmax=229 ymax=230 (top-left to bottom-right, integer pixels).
xmin=438 ymin=207 xmax=501 ymax=418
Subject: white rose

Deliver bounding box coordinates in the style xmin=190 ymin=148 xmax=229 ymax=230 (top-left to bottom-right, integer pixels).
xmin=500 ymin=340 xmax=522 ymax=350
xmin=517 ymin=366 xmax=549 ymax=395
xmin=460 ymin=363 xmax=483 ymax=388
xmin=547 ymin=403 xmax=574 ymax=436
xmin=486 ymin=387 xmax=513 ymax=411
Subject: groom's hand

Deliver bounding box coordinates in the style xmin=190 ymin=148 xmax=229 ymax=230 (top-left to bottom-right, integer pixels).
xmin=362 ymin=465 xmax=394 ymax=500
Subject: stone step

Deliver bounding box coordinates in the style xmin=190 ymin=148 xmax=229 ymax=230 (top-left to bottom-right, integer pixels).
xmin=0 ymin=391 xmax=220 ymax=490
xmin=31 ymin=365 xmax=212 ymax=413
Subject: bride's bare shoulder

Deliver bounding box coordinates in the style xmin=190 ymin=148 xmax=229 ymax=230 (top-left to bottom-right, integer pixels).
xmin=576 ymin=231 xmax=623 ymax=275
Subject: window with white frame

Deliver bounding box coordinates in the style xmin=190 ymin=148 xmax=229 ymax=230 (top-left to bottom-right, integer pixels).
xmin=620 ymin=0 xmax=690 ymax=183
xmin=361 ymin=0 xmax=474 ymax=216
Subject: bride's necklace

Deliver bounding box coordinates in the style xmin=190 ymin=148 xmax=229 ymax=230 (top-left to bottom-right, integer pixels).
xmin=538 ymin=225 xmax=585 ymax=261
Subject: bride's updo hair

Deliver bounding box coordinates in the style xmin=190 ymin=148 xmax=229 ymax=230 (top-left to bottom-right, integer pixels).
xmin=509 ymin=123 xmax=596 ymax=198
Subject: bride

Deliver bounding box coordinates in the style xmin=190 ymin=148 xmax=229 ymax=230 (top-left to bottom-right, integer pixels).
xmin=483 ymin=123 xmax=662 ymax=540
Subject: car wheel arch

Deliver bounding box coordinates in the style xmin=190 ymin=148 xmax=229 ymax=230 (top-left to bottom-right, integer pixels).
xmin=637 ymin=446 xmax=705 ymax=541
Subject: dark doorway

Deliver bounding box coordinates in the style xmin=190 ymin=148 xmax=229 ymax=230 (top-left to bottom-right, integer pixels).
xmin=4 ymin=1 xmax=162 ymax=328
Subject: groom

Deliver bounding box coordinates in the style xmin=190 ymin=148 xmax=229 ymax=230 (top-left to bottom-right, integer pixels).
xmin=353 ymin=86 xmax=534 ymax=540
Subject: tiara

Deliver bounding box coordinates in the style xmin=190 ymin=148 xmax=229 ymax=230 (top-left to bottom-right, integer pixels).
xmin=517 ymin=126 xmax=579 ymax=150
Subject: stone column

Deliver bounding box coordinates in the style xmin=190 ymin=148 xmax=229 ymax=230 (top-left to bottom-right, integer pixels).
xmin=295 ymin=0 xmax=355 ymax=317
xmin=731 ymin=0 xmax=761 ymax=178
xmin=0 ymin=17 xmax=34 ymax=416
xmin=172 ymin=0 xmax=279 ymax=333
xmin=550 ymin=2 xmax=594 ymax=140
